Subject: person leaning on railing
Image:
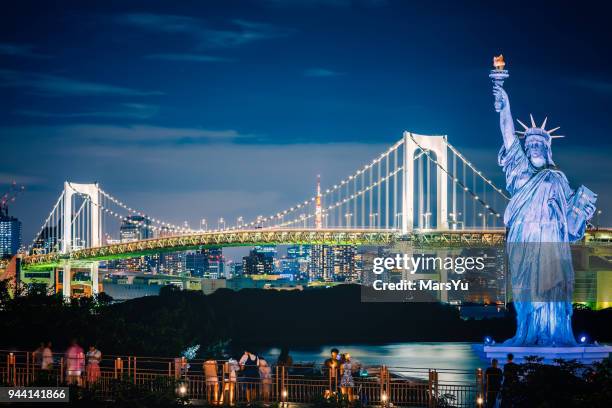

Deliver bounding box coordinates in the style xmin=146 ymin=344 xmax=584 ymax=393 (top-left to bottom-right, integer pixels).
xmin=33 ymin=342 xmax=44 ymax=369
xmin=86 ymin=345 xmax=101 ymax=384
xmin=323 ymin=348 xmax=341 ymax=394
xmin=258 ymin=356 xmax=273 ymax=402
xmin=65 ymin=339 xmax=85 ymax=386
xmin=203 ymin=356 xmax=219 ymax=404
xmin=41 ymin=342 xmax=53 ymax=370
xmin=239 ymin=350 xmax=260 ymax=404
xmin=220 ymin=357 xmax=239 ymax=405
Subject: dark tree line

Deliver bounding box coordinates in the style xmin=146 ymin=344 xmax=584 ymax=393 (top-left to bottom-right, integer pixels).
xmin=1 ymin=280 xmax=610 ymax=357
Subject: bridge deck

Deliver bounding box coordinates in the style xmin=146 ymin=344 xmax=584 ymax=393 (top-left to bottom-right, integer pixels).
xmin=19 ymin=228 xmax=612 ymax=270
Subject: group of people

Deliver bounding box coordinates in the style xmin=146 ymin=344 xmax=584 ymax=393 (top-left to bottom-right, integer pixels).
xmin=484 ymin=353 xmax=520 ymax=408
xmin=202 ymin=349 xmax=275 ymax=405
xmin=324 ymin=348 xmax=356 ymax=400
xmin=200 ymin=347 xmax=357 ymax=405
xmin=33 ymin=340 xmax=102 ymax=385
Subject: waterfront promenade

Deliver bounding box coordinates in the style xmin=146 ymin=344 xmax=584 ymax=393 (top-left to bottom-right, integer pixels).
xmin=1 ymin=350 xmax=481 ymax=407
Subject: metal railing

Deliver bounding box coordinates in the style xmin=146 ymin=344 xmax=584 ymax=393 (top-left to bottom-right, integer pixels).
xmin=1 ymin=350 xmax=484 ymax=407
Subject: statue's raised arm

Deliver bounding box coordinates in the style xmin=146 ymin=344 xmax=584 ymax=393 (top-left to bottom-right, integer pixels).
xmin=489 ymin=55 xmax=516 ymax=150
xmin=493 ymin=85 xmax=516 ymax=150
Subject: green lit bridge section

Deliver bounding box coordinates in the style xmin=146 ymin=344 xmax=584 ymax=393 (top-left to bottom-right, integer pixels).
xmin=22 ymin=229 xmax=396 ymax=269
xmin=20 ymin=228 xmax=514 ymax=270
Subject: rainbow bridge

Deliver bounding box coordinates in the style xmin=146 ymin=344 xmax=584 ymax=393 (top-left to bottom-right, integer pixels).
xmin=18 ymin=131 xmax=525 ymax=295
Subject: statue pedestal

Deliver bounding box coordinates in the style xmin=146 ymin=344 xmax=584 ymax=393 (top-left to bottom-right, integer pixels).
xmin=473 ymin=344 xmax=612 ymax=365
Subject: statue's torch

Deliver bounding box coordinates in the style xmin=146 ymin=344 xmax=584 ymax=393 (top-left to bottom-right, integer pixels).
xmin=489 ymin=55 xmax=509 ymax=112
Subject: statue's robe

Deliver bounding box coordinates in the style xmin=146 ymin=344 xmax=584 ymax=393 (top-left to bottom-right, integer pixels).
xmin=498 ymin=139 xmax=587 ymax=346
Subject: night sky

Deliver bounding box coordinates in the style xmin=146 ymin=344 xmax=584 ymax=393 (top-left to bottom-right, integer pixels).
xmin=1 ymin=0 xmax=611 ymax=244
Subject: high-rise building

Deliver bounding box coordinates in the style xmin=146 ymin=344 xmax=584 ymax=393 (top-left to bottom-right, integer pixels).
xmin=333 ymin=245 xmax=358 ymax=281
xmin=186 ymin=251 xmax=206 ymax=277
xmin=204 ymin=248 xmax=224 ymax=278
xmin=159 ymin=252 xmax=186 ymax=275
xmin=287 ymin=245 xmax=310 ymax=260
xmin=309 ymin=245 xmax=334 ymax=281
xmin=228 ymin=261 xmax=243 ymax=278
xmin=309 ymin=245 xmax=358 ymax=281
xmin=243 ymin=247 xmax=274 ymax=275
xmin=186 ymin=247 xmax=225 ymax=278
xmin=0 ymin=209 xmax=21 ymax=257
xmin=285 ymin=245 xmax=311 ymax=278
xmin=119 ymin=215 xmax=152 ymax=242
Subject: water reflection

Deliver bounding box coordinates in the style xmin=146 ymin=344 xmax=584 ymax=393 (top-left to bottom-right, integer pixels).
xmin=263 ymin=342 xmax=482 ymax=383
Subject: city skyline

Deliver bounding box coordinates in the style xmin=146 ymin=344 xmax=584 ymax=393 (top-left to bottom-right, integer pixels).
xmin=1 ymin=1 xmax=611 ymax=243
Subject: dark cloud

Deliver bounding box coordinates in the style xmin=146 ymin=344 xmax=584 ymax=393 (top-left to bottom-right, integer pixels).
xmin=14 ymin=103 xmax=160 ymax=119
xmin=0 ymin=124 xmax=246 ymax=147
xmin=571 ymin=78 xmax=612 ymax=95
xmin=115 ymin=13 xmax=290 ymax=48
xmin=0 ymin=70 xmax=163 ymax=97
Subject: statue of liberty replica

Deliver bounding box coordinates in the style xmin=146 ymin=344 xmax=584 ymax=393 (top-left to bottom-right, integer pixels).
xmin=490 ymin=56 xmax=597 ymax=346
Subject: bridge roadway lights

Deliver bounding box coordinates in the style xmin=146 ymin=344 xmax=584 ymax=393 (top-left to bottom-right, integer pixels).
xmin=71 ymin=229 xmax=398 ymax=261
xmin=21 ymin=229 xmax=513 ymax=268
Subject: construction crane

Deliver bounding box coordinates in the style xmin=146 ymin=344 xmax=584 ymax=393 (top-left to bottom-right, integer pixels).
xmin=0 ymin=181 xmax=25 ymax=218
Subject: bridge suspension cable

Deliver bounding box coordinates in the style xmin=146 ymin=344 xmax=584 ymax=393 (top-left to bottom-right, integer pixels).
xmin=409 ymin=133 xmax=504 ymax=224
xmin=30 ymin=132 xmax=511 ymax=256
xmin=241 ymin=132 xmax=508 ymax=232
xmin=97 ymin=187 xmax=190 ymax=233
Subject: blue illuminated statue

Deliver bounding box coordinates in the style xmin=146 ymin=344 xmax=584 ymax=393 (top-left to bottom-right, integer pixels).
xmin=491 ymin=56 xmax=597 ymax=346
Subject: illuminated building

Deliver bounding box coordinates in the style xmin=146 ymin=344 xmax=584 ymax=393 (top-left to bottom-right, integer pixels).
xmin=204 ymin=248 xmax=225 ymax=278
xmin=332 ymin=245 xmax=359 ymax=281
xmin=243 ymin=247 xmax=274 ymax=275
xmin=309 ymin=245 xmax=360 ymax=282
xmin=283 ymin=245 xmax=311 ymax=278
xmin=186 ymin=247 xmax=225 ymax=278
xmin=119 ymin=215 xmax=152 ymax=242
xmin=309 ymin=245 xmax=334 ymax=281
xmin=0 ymin=210 xmax=21 ymax=257
xmin=113 ymin=255 xmax=158 ymax=273
xmin=186 ymin=251 xmax=206 ymax=277
xmin=160 ymin=252 xmax=186 ymax=275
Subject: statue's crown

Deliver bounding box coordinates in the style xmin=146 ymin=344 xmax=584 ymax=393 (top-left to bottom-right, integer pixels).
xmin=515 ymin=114 xmax=565 ymax=143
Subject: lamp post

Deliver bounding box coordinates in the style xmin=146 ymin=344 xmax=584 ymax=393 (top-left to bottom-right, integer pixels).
xmin=218 ymin=217 xmax=225 ymax=230
xmin=394 ymin=213 xmax=403 ymax=230
xmin=449 ymin=212 xmax=457 ymax=230
xmin=478 ymin=213 xmax=488 ymax=229
xmin=236 ymin=216 xmax=243 ymax=229
xmin=345 ymin=212 xmax=353 ymax=228
xmin=200 ymin=218 xmax=207 ymax=231
xmin=369 ymin=212 xmax=378 ymax=229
